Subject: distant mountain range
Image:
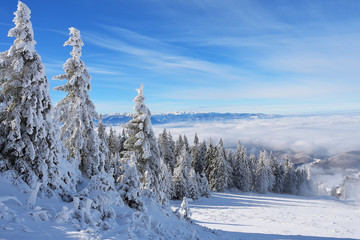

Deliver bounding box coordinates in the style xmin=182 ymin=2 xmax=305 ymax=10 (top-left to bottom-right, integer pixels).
xmin=102 ymin=112 xmax=281 ymax=125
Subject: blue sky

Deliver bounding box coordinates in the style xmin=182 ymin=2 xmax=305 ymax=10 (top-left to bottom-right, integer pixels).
xmin=0 ymin=0 xmax=359 ymax=114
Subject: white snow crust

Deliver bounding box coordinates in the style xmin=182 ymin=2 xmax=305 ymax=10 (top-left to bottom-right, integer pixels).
xmin=1 ymin=164 xmax=359 ymax=240
xmin=185 ymin=191 xmax=360 ymax=240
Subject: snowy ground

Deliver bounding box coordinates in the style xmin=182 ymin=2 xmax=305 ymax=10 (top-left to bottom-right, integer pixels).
xmin=177 ymin=192 xmax=360 ymax=240
xmin=2 ymin=171 xmax=359 ymax=240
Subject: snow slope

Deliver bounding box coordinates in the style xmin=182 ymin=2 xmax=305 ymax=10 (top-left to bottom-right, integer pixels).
xmin=0 ymin=174 xmax=220 ymax=240
xmin=183 ymin=192 xmax=360 ymax=240
xmin=2 ymin=171 xmax=359 ymax=240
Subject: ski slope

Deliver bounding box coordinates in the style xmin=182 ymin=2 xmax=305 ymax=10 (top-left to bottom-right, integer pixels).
xmin=186 ymin=192 xmax=360 ymax=240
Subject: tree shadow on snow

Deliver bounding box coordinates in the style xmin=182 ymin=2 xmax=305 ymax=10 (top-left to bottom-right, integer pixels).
xmin=215 ymin=231 xmax=359 ymax=240
xmin=190 ymin=192 xmax=300 ymax=209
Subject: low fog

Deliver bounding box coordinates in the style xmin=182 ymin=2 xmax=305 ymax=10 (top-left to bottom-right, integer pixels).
xmin=152 ymin=113 xmax=360 ymax=158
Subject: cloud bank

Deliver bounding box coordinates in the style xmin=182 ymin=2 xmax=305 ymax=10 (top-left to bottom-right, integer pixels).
xmin=151 ymin=113 xmax=360 ymax=157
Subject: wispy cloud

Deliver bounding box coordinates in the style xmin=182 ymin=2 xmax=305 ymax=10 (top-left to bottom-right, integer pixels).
xmin=87 ymin=66 xmax=122 ymax=76
xmin=83 ymin=28 xmax=247 ymax=81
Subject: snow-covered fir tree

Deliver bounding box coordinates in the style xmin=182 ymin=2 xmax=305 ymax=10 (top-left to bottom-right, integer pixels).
xmin=167 ymin=131 xmax=176 ymax=165
xmin=183 ymin=135 xmax=190 ymax=152
xmin=204 ymin=138 xmax=216 ymax=181
xmin=255 ymin=150 xmax=274 ymax=193
xmin=0 ymin=1 xmax=76 ymax=200
xmin=160 ymin=159 xmax=174 ymax=199
xmin=193 ymin=133 xmax=199 ymax=146
xmin=158 ymin=129 xmax=176 ymax=173
xmin=208 ymin=139 xmax=228 ymax=192
xmin=255 ymin=152 xmax=269 ymax=194
xmin=283 ymin=155 xmax=296 ymax=194
xmin=295 ymin=166 xmax=312 ymax=195
xmin=108 ymin=127 xmax=119 ymax=157
xmin=187 ymin=168 xmax=200 ymax=200
xmin=249 ymin=153 xmax=257 ymax=190
xmin=122 ymin=84 xmax=167 ymax=204
xmin=232 ymin=141 xmax=242 ymax=189
xmin=196 ymin=173 xmax=211 ymax=197
xmin=158 ymin=129 xmax=167 ymax=159
xmin=269 ymin=152 xmax=284 ymax=193
xmin=172 ymin=146 xmax=189 ymax=200
xmin=97 ymin=115 xmax=107 ymax=143
xmin=118 ymin=129 xmax=126 ymax=154
xmin=117 ymin=152 xmax=143 ymax=210
xmin=53 ymin=27 xmax=105 ymax=178
xmin=225 ymin=148 xmax=234 ymax=189
xmin=97 ymin=115 xmax=111 ymax=173
xmin=192 ymin=135 xmax=207 ymax=175
xmin=175 ymin=135 xmax=184 ymax=157
xmin=233 ymin=141 xmax=252 ymax=192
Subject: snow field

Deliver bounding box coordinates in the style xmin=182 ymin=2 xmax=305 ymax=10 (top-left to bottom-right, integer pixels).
xmin=185 ymin=192 xmax=360 ymax=240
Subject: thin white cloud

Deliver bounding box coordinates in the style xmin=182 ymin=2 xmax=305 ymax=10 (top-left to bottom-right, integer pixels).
xmin=82 ymin=26 xmax=249 ymax=81
xmin=87 ymin=66 xmax=122 ymax=76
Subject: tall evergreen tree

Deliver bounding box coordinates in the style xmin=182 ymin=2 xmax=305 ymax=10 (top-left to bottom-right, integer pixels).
xmin=197 ymin=172 xmax=211 ymax=197
xmin=158 ymin=128 xmax=175 ymax=173
xmin=269 ymin=152 xmax=284 ymax=193
xmin=108 ymin=127 xmax=119 ymax=157
xmin=175 ymin=135 xmax=184 ymax=157
xmin=233 ymin=141 xmax=252 ymax=192
xmin=118 ymin=129 xmax=126 ymax=154
xmin=53 ymin=27 xmax=105 ymax=178
xmin=0 ymin=1 xmax=76 ymax=199
xmin=191 ymin=133 xmax=203 ymax=174
xmin=241 ymin=146 xmax=253 ymax=192
xmin=295 ymin=166 xmax=312 ymax=195
xmin=167 ymin=131 xmax=176 ymax=164
xmin=283 ymin=155 xmax=296 ymax=194
xmin=122 ymin=84 xmax=167 ymax=204
xmin=198 ymin=140 xmax=207 ymax=174
xmin=204 ymin=138 xmax=216 ymax=180
xmin=158 ymin=129 xmax=166 ymax=160
xmin=117 ymin=152 xmax=143 ymax=210
xmin=208 ymin=139 xmax=228 ymax=192
xmin=255 ymin=151 xmax=271 ymax=193
xmin=225 ymin=148 xmax=234 ymax=189
xmin=255 ymin=150 xmax=275 ymax=193
xmin=249 ymin=153 xmax=257 ymax=191
xmin=188 ymin=168 xmax=200 ymax=200
xmin=160 ymin=160 xmax=173 ymax=199
xmin=97 ymin=115 xmax=108 ymax=143
xmin=97 ymin=115 xmax=111 ymax=173
xmin=220 ymin=139 xmax=232 ymax=189
xmin=172 ymin=146 xmax=189 ymax=200
xmin=183 ymin=135 xmax=190 ymax=152
xmin=233 ymin=141 xmax=243 ymax=189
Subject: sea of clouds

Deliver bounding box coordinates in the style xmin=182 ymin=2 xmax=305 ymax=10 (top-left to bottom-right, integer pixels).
xmin=151 ymin=112 xmax=360 ymax=158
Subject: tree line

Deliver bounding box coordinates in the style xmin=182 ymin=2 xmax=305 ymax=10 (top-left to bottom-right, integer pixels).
xmin=105 ymin=125 xmax=313 ymax=201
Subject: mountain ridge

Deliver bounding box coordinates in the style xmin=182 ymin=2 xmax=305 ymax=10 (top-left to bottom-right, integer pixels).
xmin=101 ymin=112 xmax=282 ymax=125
